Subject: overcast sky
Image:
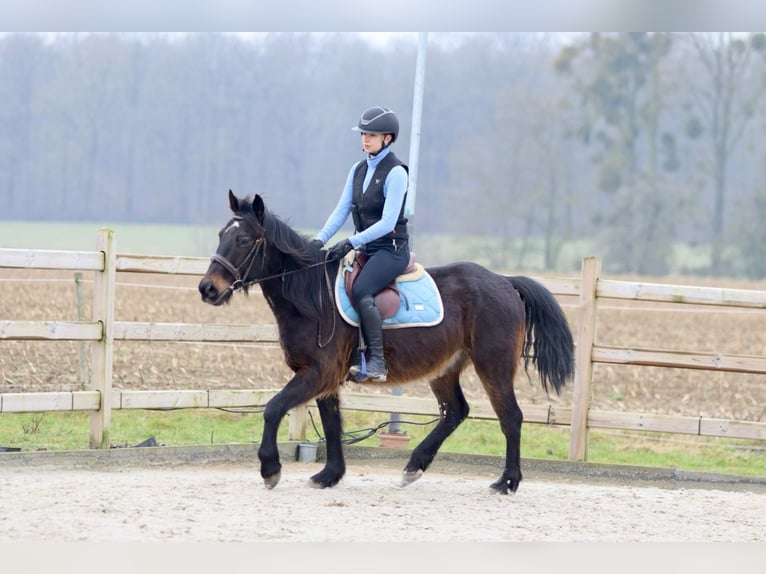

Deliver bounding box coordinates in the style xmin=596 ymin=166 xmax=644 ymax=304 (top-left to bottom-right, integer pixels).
xmin=2 ymin=1 xmax=765 ymax=33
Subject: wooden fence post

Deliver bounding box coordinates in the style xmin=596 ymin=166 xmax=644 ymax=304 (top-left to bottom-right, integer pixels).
xmin=90 ymin=229 xmax=116 ymax=449
xmin=73 ymin=272 xmax=90 ymax=389
xmin=569 ymin=256 xmax=600 ymax=461
xmin=288 ymin=404 xmax=309 ymax=442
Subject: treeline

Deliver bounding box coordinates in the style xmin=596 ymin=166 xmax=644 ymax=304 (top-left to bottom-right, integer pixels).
xmin=1 ymin=32 xmax=765 ymax=277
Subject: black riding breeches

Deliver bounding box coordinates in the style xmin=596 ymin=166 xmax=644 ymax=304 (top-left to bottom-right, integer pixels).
xmin=350 ymin=240 xmax=410 ymax=307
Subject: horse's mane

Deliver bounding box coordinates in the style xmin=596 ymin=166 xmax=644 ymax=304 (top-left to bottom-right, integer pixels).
xmin=239 ymin=197 xmax=334 ymax=321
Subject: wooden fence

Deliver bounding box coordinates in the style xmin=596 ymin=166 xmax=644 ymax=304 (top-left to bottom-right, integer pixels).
xmin=1 ymin=230 xmax=765 ymax=459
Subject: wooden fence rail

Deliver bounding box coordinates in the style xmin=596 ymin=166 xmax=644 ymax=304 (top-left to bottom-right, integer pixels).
xmin=2 ymin=231 xmax=766 ymax=459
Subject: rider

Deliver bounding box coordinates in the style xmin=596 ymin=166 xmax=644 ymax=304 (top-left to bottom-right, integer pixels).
xmin=312 ymin=106 xmax=410 ymax=383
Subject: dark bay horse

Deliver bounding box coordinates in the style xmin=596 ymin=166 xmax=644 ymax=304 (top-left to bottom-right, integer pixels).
xmin=198 ymin=191 xmax=575 ymax=494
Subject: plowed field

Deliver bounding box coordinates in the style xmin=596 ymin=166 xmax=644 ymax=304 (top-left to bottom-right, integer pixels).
xmin=1 ymin=269 xmax=765 ymax=423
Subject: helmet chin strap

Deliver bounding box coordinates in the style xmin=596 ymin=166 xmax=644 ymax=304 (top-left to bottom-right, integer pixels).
xmin=365 ymin=135 xmax=392 ymax=156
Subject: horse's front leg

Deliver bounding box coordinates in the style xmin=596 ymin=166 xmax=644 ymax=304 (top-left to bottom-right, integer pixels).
xmin=258 ymin=371 xmax=319 ymax=489
xmin=309 ymin=393 xmax=346 ymax=488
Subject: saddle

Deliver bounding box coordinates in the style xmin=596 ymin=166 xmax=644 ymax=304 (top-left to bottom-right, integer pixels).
xmin=342 ymin=251 xmax=423 ymax=320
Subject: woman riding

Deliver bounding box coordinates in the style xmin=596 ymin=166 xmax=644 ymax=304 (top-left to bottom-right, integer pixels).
xmin=312 ymin=106 xmax=410 ymax=383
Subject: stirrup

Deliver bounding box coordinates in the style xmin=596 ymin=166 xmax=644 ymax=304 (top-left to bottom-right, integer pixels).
xmin=348 ymin=352 xmax=365 ymax=379
xmin=348 ymin=354 xmax=387 ymax=383
xmin=353 ymin=370 xmax=387 ymax=383
xmin=356 ymin=359 xmax=388 ymax=383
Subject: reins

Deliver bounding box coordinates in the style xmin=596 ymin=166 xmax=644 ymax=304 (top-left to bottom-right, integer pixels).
xmin=209 ymin=239 xmax=339 ymax=347
xmin=213 ymin=248 xmax=334 ymax=293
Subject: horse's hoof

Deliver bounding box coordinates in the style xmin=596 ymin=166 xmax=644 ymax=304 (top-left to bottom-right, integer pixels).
xmin=489 ymin=477 xmax=518 ymax=495
xmin=309 ymin=469 xmax=343 ymax=488
xmin=400 ymin=470 xmax=423 ymax=487
xmin=263 ymin=471 xmax=281 ymax=489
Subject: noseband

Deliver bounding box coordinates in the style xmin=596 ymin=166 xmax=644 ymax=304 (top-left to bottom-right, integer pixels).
xmin=210 ymin=236 xmax=265 ymax=295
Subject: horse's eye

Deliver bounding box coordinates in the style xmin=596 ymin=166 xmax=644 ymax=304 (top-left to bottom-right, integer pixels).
xmin=237 ymin=235 xmax=253 ymax=247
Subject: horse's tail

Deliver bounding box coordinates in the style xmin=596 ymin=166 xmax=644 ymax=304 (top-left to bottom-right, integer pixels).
xmin=506 ymin=275 xmax=575 ymax=396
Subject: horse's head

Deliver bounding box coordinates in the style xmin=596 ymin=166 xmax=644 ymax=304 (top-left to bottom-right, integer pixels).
xmin=198 ymin=190 xmax=267 ymax=305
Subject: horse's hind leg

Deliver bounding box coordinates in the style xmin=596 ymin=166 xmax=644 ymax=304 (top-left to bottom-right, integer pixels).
xmin=309 ymin=393 xmax=346 ymax=488
xmin=402 ymin=355 xmax=470 ymax=487
xmin=486 ymin=389 xmax=523 ymax=494
xmin=473 ymin=356 xmax=524 ymax=494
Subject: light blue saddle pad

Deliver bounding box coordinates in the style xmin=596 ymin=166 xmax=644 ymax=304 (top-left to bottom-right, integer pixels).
xmin=335 ymin=264 xmax=444 ymax=329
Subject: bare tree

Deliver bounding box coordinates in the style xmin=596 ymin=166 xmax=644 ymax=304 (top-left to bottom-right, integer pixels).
xmin=554 ymin=33 xmax=678 ymax=275
xmin=684 ymin=32 xmax=766 ymax=275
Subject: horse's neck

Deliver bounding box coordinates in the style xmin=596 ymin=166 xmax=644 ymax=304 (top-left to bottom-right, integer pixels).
xmin=260 ymin=280 xmax=307 ymax=327
xmin=259 ymin=248 xmax=335 ymax=328
xmin=260 ymin=280 xmax=289 ymax=314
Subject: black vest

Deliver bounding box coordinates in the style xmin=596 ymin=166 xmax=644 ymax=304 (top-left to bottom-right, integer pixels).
xmin=351 ymin=151 xmax=409 ymax=247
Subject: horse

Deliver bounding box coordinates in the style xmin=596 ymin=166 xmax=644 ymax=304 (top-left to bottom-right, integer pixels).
xmin=198 ymin=190 xmax=575 ymax=494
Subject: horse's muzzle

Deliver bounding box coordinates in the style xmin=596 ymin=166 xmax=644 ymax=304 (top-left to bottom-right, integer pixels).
xmin=198 ymin=278 xmax=229 ymax=305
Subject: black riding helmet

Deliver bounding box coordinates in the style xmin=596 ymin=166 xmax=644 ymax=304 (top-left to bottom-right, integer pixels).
xmin=351 ymin=106 xmax=399 ymax=143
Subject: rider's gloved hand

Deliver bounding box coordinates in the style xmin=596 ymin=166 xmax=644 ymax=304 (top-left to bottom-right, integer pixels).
xmin=328 ymin=239 xmax=353 ymax=260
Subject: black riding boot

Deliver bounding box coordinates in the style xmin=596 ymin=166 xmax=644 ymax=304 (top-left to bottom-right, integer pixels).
xmin=349 ymin=295 xmax=388 ymax=383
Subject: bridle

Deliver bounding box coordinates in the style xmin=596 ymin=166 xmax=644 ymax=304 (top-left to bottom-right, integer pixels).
xmin=210 ymin=236 xmax=265 ymax=297
xmin=210 ymin=236 xmax=334 ymax=294
xmin=208 ymin=229 xmax=340 ymax=347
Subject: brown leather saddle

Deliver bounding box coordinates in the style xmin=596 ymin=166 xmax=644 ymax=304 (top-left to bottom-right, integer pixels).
xmin=343 ymin=251 xmax=419 ymax=320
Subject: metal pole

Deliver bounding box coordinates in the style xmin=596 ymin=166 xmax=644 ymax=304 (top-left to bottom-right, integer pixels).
xmin=405 ymin=31 xmax=428 ymax=222
xmin=390 ymin=32 xmax=428 ymax=435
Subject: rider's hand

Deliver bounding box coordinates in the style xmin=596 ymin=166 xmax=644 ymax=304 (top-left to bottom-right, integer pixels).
xmin=328 ymin=239 xmax=353 ymax=260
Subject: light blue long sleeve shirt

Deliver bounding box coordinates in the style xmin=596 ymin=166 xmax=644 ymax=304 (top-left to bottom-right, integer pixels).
xmin=316 ymin=147 xmax=408 ymax=249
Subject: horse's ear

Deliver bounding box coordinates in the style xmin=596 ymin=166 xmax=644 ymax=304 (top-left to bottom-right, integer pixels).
xmin=253 ymin=194 xmax=265 ymax=224
xmin=228 ymin=189 xmax=240 ymax=213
